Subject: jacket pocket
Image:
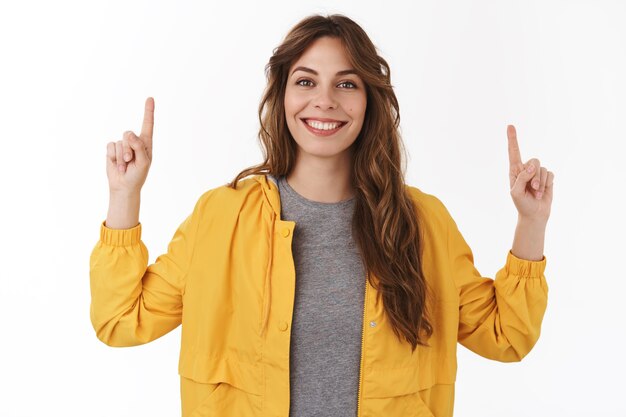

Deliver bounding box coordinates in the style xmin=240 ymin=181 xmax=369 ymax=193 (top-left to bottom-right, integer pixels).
xmin=180 ymin=377 xmax=220 ymax=417
xmin=186 ymin=380 xmax=261 ymax=417
xmin=362 ymin=364 xmax=434 ymax=398
xmin=179 ymin=353 xmax=262 ymax=395
xmin=179 ymin=354 xmax=262 ymax=417
xmin=361 ymin=365 xmax=436 ymax=417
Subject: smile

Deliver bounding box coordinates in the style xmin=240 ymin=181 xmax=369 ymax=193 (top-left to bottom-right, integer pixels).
xmin=301 ymin=118 xmax=347 ymax=136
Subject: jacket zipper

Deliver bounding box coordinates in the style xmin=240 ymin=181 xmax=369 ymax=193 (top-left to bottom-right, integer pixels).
xmin=356 ymin=272 xmax=369 ymax=417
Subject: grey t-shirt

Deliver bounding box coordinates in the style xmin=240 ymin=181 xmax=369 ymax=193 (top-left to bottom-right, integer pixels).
xmin=274 ymin=175 xmax=366 ymax=417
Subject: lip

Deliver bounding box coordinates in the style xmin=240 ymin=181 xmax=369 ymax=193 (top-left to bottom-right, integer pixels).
xmin=301 ymin=117 xmax=347 ymax=123
xmin=300 ymin=118 xmax=347 ymax=137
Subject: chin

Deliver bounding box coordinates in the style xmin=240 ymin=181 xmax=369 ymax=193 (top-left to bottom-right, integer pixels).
xmin=295 ymin=141 xmax=356 ymax=160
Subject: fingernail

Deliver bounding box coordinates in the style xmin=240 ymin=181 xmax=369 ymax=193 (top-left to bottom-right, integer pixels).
xmin=532 ymin=181 xmax=539 ymax=189
xmin=536 ymin=192 xmax=543 ymax=199
xmin=527 ymin=165 xmax=534 ymax=173
xmin=124 ymin=153 xmax=131 ymax=161
xmin=118 ymin=164 xmax=125 ymax=172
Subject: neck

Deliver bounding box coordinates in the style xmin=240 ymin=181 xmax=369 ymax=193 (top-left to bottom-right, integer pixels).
xmin=286 ymin=151 xmax=354 ymax=203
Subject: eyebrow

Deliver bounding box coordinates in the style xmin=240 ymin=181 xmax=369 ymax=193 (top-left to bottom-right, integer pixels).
xmin=290 ymin=66 xmax=358 ymax=77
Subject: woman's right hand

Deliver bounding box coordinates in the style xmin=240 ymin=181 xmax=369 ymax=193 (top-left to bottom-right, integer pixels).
xmin=106 ymin=97 xmax=154 ymax=194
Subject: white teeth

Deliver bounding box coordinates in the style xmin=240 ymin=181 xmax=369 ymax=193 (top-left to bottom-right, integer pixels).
xmin=305 ymin=119 xmax=343 ymax=130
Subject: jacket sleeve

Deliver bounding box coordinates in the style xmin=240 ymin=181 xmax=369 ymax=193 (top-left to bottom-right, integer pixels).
xmin=89 ymin=195 xmax=205 ymax=347
xmin=445 ymin=209 xmax=549 ymax=362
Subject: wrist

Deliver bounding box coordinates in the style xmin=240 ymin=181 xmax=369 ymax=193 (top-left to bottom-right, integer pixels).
xmin=109 ymin=189 xmax=141 ymax=200
xmin=517 ymin=215 xmax=548 ymax=230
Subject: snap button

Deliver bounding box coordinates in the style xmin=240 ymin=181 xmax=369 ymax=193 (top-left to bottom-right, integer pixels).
xmin=370 ymin=321 xmax=377 ymax=327
xmin=278 ymin=321 xmax=289 ymax=331
xmin=281 ymin=227 xmax=290 ymax=238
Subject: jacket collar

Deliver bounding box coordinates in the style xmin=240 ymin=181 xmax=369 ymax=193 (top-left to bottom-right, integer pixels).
xmin=254 ymin=173 xmax=281 ymax=219
xmin=253 ymin=173 xmax=281 ymax=337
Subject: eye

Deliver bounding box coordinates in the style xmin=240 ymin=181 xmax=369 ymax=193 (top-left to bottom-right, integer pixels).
xmin=338 ymin=81 xmax=357 ymax=89
xmin=295 ymin=79 xmax=358 ymax=89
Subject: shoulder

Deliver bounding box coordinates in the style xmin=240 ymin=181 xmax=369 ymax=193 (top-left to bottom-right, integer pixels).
xmin=192 ymin=175 xmax=267 ymax=217
xmin=404 ymin=184 xmax=454 ymax=232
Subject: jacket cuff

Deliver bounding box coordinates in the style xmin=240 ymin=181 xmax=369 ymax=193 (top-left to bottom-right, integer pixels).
xmin=504 ymin=250 xmax=546 ymax=278
xmin=99 ymin=220 xmax=142 ymax=246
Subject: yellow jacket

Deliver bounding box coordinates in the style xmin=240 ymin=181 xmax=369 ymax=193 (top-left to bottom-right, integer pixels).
xmin=90 ymin=174 xmax=548 ymax=417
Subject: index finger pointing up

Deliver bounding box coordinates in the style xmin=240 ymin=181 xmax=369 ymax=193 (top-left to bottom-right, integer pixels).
xmin=507 ymin=124 xmax=523 ymax=168
xmin=141 ymin=97 xmax=155 ymax=141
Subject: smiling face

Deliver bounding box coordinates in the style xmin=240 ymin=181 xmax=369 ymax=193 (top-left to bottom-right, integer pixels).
xmin=284 ymin=36 xmax=367 ymax=164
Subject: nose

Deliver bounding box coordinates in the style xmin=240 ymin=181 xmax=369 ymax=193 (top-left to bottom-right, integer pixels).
xmin=313 ymin=85 xmax=338 ymax=110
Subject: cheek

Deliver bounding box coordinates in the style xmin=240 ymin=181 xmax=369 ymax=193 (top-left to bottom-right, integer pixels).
xmin=284 ymin=93 xmax=307 ymax=118
xmin=284 ymin=94 xmax=295 ymax=116
xmin=344 ymin=96 xmax=366 ymax=121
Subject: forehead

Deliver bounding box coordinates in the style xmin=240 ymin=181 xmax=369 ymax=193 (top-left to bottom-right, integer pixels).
xmin=290 ymin=36 xmax=353 ymax=72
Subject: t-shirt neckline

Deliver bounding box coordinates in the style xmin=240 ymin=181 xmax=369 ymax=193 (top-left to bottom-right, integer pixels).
xmin=278 ymin=175 xmax=355 ymax=209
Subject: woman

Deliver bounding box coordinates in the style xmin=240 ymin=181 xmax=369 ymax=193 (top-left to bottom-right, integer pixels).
xmin=91 ymin=14 xmax=554 ymax=417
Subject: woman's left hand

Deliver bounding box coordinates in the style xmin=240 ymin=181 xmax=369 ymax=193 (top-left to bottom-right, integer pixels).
xmin=507 ymin=125 xmax=554 ymax=223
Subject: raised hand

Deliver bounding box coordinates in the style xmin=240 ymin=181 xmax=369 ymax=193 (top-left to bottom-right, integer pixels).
xmin=507 ymin=125 xmax=554 ymax=222
xmin=106 ymin=97 xmax=154 ymax=194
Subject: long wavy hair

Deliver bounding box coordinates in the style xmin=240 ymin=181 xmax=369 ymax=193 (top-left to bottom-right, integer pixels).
xmin=227 ymin=14 xmax=433 ymax=351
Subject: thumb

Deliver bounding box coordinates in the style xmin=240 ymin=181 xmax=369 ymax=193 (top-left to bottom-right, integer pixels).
xmin=511 ymin=164 xmax=535 ymax=196
xmin=127 ymin=132 xmax=149 ymax=166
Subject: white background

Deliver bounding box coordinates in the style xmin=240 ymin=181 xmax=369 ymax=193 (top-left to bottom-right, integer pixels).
xmin=1 ymin=0 xmax=624 ymax=416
